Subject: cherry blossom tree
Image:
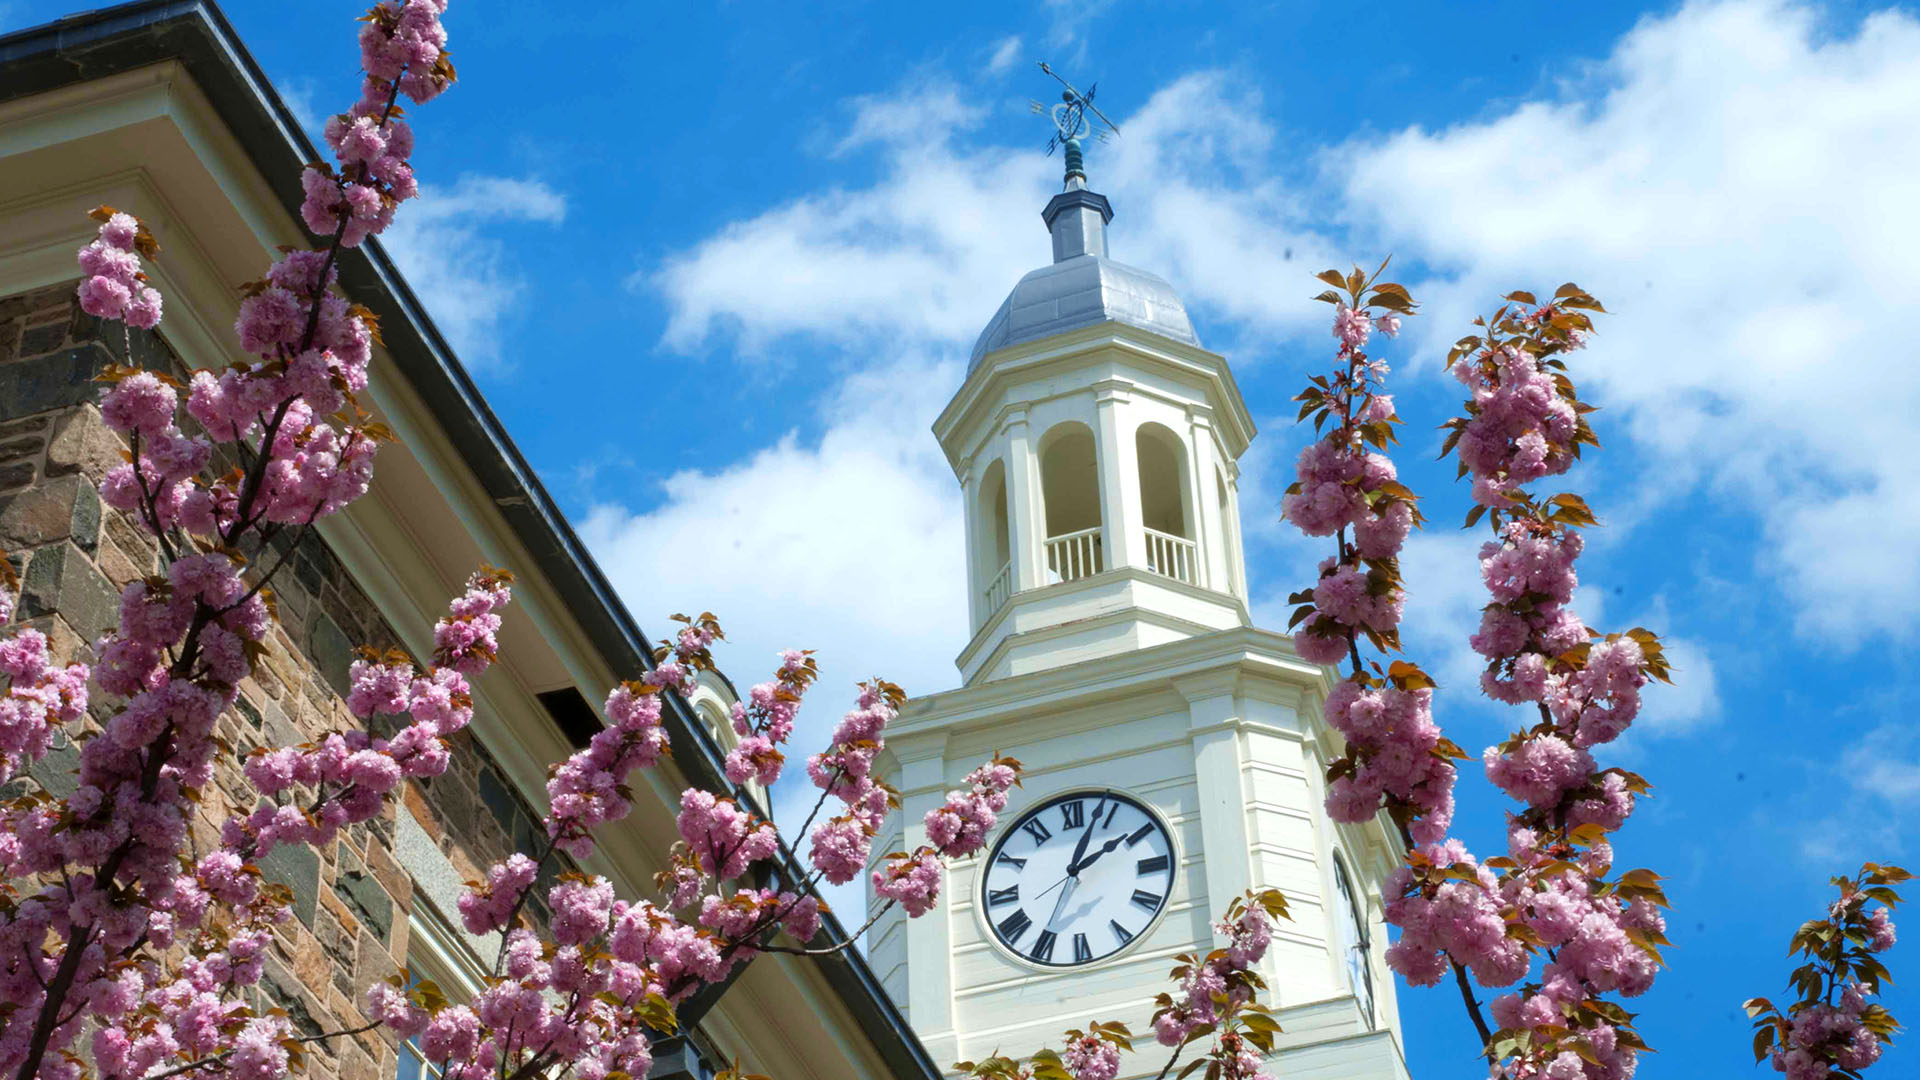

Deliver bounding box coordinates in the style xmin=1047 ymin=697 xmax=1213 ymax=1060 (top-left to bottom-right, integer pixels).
xmin=0 ymin=4 xmax=1032 ymax=1080
xmin=0 ymin=4 xmax=1906 ymax=1080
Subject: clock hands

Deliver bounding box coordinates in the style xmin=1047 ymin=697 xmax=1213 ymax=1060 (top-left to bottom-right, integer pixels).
xmin=1066 ymin=797 xmax=1104 ymax=873
xmin=1068 ymin=831 xmax=1128 ymax=875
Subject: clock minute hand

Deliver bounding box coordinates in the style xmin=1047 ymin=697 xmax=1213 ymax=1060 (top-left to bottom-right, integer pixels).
xmin=1069 ymin=833 xmax=1127 ymax=875
xmin=1067 ymin=801 xmax=1103 ymax=873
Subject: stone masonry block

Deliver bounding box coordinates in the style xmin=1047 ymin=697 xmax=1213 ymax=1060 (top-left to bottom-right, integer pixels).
xmin=0 ymin=345 xmax=112 ymax=422
xmin=20 ymin=540 xmax=118 ymax=642
xmin=45 ymin=405 xmax=127 ymax=481
xmin=0 ymin=474 xmax=99 ymax=552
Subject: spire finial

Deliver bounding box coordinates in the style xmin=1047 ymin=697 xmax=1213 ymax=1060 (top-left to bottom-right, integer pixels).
xmin=1032 ymin=62 xmax=1119 ymax=190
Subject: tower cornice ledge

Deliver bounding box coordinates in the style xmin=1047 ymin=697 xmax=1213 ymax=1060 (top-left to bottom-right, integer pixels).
xmin=934 ymin=320 xmax=1257 ymax=471
xmin=900 ymin=625 xmax=1335 ymax=737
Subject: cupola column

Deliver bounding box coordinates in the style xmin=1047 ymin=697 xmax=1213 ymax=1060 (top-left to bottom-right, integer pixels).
xmin=1190 ymin=411 xmax=1231 ymax=595
xmin=1094 ymin=384 xmax=1148 ymax=573
xmin=1002 ymin=408 xmax=1046 ymax=592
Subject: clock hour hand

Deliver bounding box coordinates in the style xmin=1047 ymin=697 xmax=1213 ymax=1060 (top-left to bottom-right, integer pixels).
xmin=1068 ymin=832 xmax=1128 ymax=875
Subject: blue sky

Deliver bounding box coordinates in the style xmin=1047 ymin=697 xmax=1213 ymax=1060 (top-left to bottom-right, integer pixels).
xmin=10 ymin=0 xmax=1918 ymax=1073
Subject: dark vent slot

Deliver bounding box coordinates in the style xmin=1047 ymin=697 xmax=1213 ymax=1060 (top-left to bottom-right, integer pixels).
xmin=536 ymin=687 xmax=601 ymax=749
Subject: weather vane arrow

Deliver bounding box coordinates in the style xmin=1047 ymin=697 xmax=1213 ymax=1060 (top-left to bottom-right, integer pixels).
xmin=1030 ymin=61 xmax=1119 ymax=188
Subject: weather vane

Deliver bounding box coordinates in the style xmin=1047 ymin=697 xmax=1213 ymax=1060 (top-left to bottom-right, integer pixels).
xmin=1031 ymin=62 xmax=1120 ymax=187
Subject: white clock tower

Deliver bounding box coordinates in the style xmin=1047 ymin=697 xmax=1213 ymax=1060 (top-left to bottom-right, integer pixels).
xmin=866 ymin=158 xmax=1414 ymax=1079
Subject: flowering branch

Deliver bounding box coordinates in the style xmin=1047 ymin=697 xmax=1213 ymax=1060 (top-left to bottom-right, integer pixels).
xmin=1747 ymin=863 xmax=1907 ymax=1080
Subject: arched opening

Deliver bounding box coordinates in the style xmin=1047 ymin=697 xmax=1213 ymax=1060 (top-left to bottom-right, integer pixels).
xmin=1038 ymin=422 xmax=1103 ymax=583
xmin=978 ymin=459 xmax=1012 ymax=613
xmin=1333 ymin=856 xmax=1376 ymax=1029
xmin=1137 ymin=423 xmax=1198 ymax=584
xmin=1217 ymin=467 xmax=1242 ymax=597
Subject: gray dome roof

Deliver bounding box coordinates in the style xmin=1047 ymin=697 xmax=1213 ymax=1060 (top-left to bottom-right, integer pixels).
xmin=969 ymin=254 xmax=1201 ymax=370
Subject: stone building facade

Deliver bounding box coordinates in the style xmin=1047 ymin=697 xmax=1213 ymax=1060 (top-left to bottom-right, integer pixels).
xmin=1 ymin=278 xmax=573 ymax=1080
xmin=0 ymin=3 xmax=939 ymax=1078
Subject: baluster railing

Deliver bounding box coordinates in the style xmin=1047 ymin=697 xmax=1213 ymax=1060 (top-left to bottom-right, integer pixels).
xmin=983 ymin=561 xmax=1012 ymax=614
xmin=1044 ymin=527 xmax=1104 ymax=584
xmin=1143 ymin=527 xmax=1200 ymax=586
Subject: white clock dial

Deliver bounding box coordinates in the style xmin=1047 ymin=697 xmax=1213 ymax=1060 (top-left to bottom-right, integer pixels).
xmin=980 ymin=790 xmax=1174 ymax=967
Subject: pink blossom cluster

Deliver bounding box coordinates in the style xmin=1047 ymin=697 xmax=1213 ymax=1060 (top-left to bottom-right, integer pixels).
xmin=1769 ymin=985 xmax=1885 ymax=1080
xmin=676 ymin=789 xmax=779 ymax=881
xmin=1449 ymin=342 xmax=1579 ymax=509
xmin=386 ymin=913 xmax=664 ymax=1080
xmin=1321 ymin=677 xmax=1455 ymax=845
xmin=1472 ymin=832 xmax=1665 ymax=1080
xmin=0 ymin=627 xmax=88 ymax=786
xmin=806 ymin=680 xmax=901 ymax=885
xmin=872 ymin=757 xmax=1020 ymax=918
xmin=1749 ymin=866 xmax=1905 ymax=1080
xmin=76 ymin=211 xmax=163 ymax=328
xmin=1280 ymin=297 xmax=1461 ymax=846
xmin=723 ymin=647 xmax=815 ymax=787
xmin=1280 ymin=306 xmax=1415 ymax=666
xmin=233 ymin=571 xmax=507 ymax=860
xmin=1382 ymin=840 xmax=1529 ymax=990
xmin=1152 ymin=901 xmax=1277 ymax=1048
xmin=922 ymin=756 xmax=1020 ymax=857
xmin=301 ymin=0 xmax=450 ymax=246
xmin=1062 ymin=1034 xmax=1122 ymax=1080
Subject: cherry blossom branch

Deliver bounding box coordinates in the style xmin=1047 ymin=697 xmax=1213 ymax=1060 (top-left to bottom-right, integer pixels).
xmin=141 ymin=1020 xmax=385 ymax=1080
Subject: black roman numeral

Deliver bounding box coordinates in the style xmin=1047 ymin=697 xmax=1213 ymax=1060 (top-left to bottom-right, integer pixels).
xmin=1130 ymin=888 xmax=1163 ymax=912
xmin=1136 ymin=855 xmax=1169 ymax=875
xmin=998 ymin=909 xmax=1032 ymax=944
xmin=1060 ymin=800 xmax=1084 ymax=829
xmin=1073 ymin=933 xmax=1092 ymax=963
xmin=996 ymin=852 xmax=1027 ymax=870
xmin=1125 ymin=823 xmax=1154 ymax=847
xmin=1109 ymin=919 xmax=1134 ymax=945
xmin=1102 ymin=802 xmax=1118 ymax=829
xmin=1031 ymin=929 xmax=1057 ymax=962
xmin=1021 ymin=819 xmax=1053 ymax=845
xmin=988 ymin=885 xmax=1019 ymax=907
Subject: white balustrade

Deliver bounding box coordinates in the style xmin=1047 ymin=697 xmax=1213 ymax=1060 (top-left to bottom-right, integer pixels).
xmin=1143 ymin=527 xmax=1200 ymax=586
xmin=1044 ymin=527 xmax=1104 ymax=584
xmin=984 ymin=561 xmax=1012 ymax=614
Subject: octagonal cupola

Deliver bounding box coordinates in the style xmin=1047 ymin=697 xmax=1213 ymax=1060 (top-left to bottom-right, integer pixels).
xmin=933 ymin=169 xmax=1259 ymax=686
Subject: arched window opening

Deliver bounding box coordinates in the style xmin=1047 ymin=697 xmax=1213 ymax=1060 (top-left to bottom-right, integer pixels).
xmin=1039 ymin=423 xmax=1103 ymax=584
xmin=1137 ymin=423 xmax=1198 ymax=585
xmin=979 ymin=459 xmax=1012 ymax=613
xmin=1334 ymin=856 xmax=1376 ymax=1029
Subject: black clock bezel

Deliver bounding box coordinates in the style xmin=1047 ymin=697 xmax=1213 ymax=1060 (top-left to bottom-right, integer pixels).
xmin=977 ymin=787 xmax=1177 ymax=970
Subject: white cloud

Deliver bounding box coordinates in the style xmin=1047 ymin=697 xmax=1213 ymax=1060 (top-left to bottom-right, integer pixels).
xmin=651 ymin=82 xmax=1046 ymax=355
xmin=576 ymin=354 xmax=969 ymax=829
xmin=1844 ymin=722 xmax=1920 ymax=805
xmin=275 ymin=75 xmax=321 ymax=140
xmin=379 ymin=174 xmax=567 ymax=370
xmin=984 ymin=36 xmax=1023 ymax=78
xmin=650 ymin=73 xmax=1343 ymax=359
xmin=1335 ymin=0 xmax=1920 ymax=645
xmin=1796 ymin=718 xmax=1920 ymax=863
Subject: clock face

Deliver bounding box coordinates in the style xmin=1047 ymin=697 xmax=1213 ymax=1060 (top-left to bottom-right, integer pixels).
xmin=980 ymin=790 xmax=1174 ymax=968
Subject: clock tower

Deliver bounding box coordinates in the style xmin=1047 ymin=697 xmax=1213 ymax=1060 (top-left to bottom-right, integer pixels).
xmin=866 ymin=153 xmax=1414 ymax=1079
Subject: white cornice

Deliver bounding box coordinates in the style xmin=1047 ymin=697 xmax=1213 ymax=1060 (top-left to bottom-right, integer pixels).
xmin=933 ymin=321 xmax=1259 ymax=469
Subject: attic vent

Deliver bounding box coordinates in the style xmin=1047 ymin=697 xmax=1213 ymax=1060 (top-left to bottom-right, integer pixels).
xmin=536 ymin=687 xmax=601 ymax=749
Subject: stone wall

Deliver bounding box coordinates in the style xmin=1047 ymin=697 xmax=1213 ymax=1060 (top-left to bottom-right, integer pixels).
xmin=0 ymin=282 xmax=558 ymax=1080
